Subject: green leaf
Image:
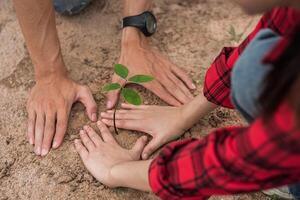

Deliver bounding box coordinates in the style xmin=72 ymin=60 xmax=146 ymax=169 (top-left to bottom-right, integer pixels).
xmin=128 ymin=75 xmax=154 ymax=84
xmin=121 ymin=88 xmax=142 ymax=105
xmin=114 ymin=64 xmax=129 ymax=79
xmin=102 ymin=83 xmax=121 ymax=92
xmin=229 ymin=25 xmax=236 ymax=36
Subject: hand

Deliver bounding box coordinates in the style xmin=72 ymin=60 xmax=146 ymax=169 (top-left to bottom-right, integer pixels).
xmin=74 ymin=121 xmax=148 ymax=188
xmin=101 ymin=103 xmax=190 ymax=159
xmin=27 ymin=76 xmax=97 ymax=156
xmin=106 ymin=30 xmax=196 ymax=109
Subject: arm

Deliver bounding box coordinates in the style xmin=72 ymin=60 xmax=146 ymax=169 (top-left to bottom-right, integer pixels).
xmin=111 ymin=160 xmax=153 ymax=191
xmin=203 ymin=10 xmax=273 ymax=108
xmin=149 ymin=102 xmax=300 ymax=199
xmin=82 ymin=102 xmax=300 ymax=199
xmin=13 ymin=0 xmax=97 ymax=156
xmin=101 ymin=91 xmax=217 ymax=159
xmin=13 ymin=0 xmax=66 ymax=81
xmin=106 ymin=0 xmax=196 ymax=109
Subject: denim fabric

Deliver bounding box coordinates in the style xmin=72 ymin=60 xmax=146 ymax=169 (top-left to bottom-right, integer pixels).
xmin=53 ymin=0 xmax=92 ymax=15
xmin=231 ymin=28 xmax=300 ymax=199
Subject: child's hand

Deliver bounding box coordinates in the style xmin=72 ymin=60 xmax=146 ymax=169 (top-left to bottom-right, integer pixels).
xmin=100 ymin=104 xmax=190 ymax=160
xmin=74 ymin=121 xmax=148 ymax=188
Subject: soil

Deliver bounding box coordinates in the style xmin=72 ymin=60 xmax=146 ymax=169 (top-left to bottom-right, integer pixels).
xmin=0 ymin=0 xmax=272 ymax=199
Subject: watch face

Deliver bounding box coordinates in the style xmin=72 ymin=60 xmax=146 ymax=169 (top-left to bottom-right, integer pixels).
xmin=145 ymin=13 xmax=157 ymax=34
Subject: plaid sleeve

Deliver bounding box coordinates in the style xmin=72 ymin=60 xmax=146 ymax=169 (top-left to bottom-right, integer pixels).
xmin=149 ymin=103 xmax=300 ymax=200
xmin=203 ymin=7 xmax=300 ymax=108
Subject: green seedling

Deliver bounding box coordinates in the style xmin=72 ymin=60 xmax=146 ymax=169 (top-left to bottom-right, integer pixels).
xmin=103 ymin=64 xmax=154 ymax=134
xmin=228 ymin=25 xmax=243 ymax=43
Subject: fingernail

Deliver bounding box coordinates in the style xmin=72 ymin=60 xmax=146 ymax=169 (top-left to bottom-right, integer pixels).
xmin=41 ymin=149 xmax=48 ymax=156
xmin=191 ymin=83 xmax=196 ymax=89
xmin=35 ymin=147 xmax=41 ymax=155
xmin=52 ymin=141 xmax=58 ymax=149
xmin=143 ymin=136 xmax=148 ymax=142
xmin=143 ymin=153 xmax=148 ymax=159
xmin=91 ymin=113 xmax=97 ymax=122
xmin=29 ymin=138 xmax=33 ymax=145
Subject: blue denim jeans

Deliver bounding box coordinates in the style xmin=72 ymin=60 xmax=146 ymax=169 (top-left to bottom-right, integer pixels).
xmin=231 ymin=28 xmax=300 ymax=199
xmin=53 ymin=0 xmax=92 ymax=15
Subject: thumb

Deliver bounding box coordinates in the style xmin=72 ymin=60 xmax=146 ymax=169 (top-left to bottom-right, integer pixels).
xmin=106 ymin=75 xmax=125 ymax=109
xmin=142 ymin=137 xmax=162 ymax=160
xmin=77 ymin=85 xmax=98 ymax=122
xmin=130 ymin=136 xmax=148 ymax=160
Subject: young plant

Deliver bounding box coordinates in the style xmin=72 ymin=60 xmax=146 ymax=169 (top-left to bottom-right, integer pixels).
xmin=103 ymin=64 xmax=154 ymax=134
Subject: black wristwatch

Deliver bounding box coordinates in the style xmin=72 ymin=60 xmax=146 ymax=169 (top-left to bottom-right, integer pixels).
xmin=122 ymin=11 xmax=157 ymax=37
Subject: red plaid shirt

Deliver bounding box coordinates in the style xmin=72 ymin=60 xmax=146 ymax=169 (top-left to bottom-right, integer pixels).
xmin=149 ymin=8 xmax=300 ymax=200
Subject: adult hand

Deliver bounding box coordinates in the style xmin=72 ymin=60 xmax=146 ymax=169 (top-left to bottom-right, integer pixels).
xmin=27 ymin=76 xmax=97 ymax=156
xmin=106 ymin=31 xmax=195 ymax=109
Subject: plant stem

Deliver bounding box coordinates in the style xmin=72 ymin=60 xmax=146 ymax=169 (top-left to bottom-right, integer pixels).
xmin=113 ymin=81 xmax=127 ymax=135
xmin=113 ymin=88 xmax=122 ymax=135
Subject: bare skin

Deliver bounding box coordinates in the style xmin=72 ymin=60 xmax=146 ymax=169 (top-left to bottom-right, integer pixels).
xmin=101 ymin=93 xmax=216 ymax=159
xmin=74 ymin=121 xmax=151 ymax=190
xmin=13 ymin=0 xmax=195 ymax=156
xmin=13 ymin=0 xmax=97 ymax=156
xmin=107 ymin=0 xmax=196 ymax=109
xmin=76 ymin=0 xmax=300 ymax=194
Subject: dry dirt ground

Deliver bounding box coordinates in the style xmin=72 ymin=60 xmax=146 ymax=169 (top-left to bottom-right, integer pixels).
xmin=0 ymin=0 xmax=275 ymax=199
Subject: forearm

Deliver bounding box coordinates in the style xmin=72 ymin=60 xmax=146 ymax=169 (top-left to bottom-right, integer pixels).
xmin=181 ymin=92 xmax=218 ymax=128
xmin=121 ymin=0 xmax=152 ymax=47
xmin=111 ymin=159 xmax=153 ymax=191
xmin=13 ymin=0 xmax=66 ymax=82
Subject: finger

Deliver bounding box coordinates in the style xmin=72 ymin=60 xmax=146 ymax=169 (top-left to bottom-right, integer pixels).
xmin=142 ymin=137 xmax=162 ymax=160
xmin=79 ymin=129 xmax=95 ymax=151
xmin=106 ymin=75 xmax=126 ymax=109
xmin=130 ymin=136 xmax=148 ymax=160
xmin=160 ymin=75 xmax=190 ymax=104
xmin=27 ymin=109 xmax=36 ymax=145
xmin=121 ymin=103 xmax=150 ymax=110
xmin=100 ymin=110 xmax=141 ymax=120
xmin=53 ymin=109 xmax=68 ymax=149
xmin=41 ymin=112 xmax=56 ymax=156
xmin=83 ymin=125 xmax=102 ymax=146
xmin=97 ymin=121 xmax=116 ymax=144
xmin=167 ymin=72 xmax=194 ymax=100
xmin=101 ymin=119 xmax=142 ymax=132
xmin=74 ymin=139 xmax=88 ymax=159
xmin=145 ymin=80 xmax=181 ymax=106
xmin=77 ymin=85 xmax=98 ymax=122
xmin=34 ymin=112 xmax=45 ymax=155
xmin=171 ymin=65 xmax=196 ymax=90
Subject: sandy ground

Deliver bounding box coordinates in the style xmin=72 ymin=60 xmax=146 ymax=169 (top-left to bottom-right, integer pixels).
xmin=0 ymin=0 xmax=274 ymax=199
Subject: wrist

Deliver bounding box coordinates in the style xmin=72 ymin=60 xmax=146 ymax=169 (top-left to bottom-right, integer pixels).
xmin=34 ymin=61 xmax=68 ymax=84
xmin=121 ymin=27 xmax=148 ymax=48
xmin=110 ymin=160 xmax=152 ymax=191
xmin=181 ymin=94 xmax=218 ymax=126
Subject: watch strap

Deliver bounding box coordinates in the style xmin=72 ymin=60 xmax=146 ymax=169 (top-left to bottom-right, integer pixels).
xmin=122 ymin=13 xmax=145 ymax=29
